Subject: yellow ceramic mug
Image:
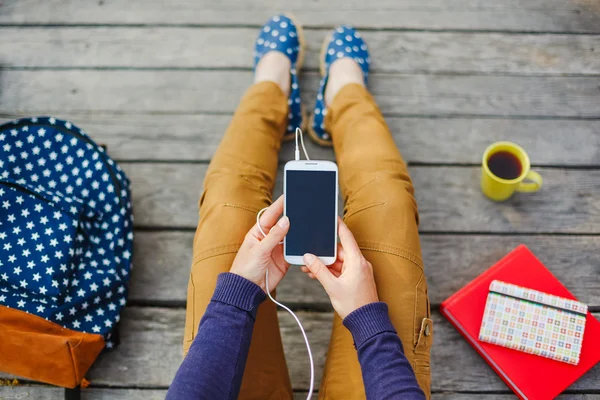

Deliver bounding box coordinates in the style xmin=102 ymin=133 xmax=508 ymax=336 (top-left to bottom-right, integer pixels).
xmin=481 ymin=141 xmax=543 ymax=201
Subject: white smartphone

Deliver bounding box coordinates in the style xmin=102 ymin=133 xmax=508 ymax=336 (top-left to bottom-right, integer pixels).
xmin=283 ymin=160 xmax=338 ymax=265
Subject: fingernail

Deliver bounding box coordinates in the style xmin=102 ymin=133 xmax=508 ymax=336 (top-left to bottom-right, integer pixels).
xmin=277 ymin=216 xmax=289 ymax=228
xmin=304 ymin=253 xmax=315 ymax=264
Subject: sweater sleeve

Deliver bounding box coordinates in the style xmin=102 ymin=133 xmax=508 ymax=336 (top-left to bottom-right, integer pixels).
xmin=166 ymin=273 xmax=266 ymax=400
xmin=343 ymin=302 xmax=426 ymax=400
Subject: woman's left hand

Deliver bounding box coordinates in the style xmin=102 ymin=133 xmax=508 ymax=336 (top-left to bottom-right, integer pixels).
xmin=230 ymin=195 xmax=290 ymax=292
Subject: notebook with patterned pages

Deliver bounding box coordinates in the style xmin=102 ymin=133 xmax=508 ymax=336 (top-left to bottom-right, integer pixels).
xmin=479 ymin=280 xmax=587 ymax=365
xmin=440 ymin=245 xmax=600 ymax=400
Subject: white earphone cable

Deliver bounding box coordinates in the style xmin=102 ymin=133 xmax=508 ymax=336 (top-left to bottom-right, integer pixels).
xmin=257 ymin=209 xmax=314 ymax=400
xmin=255 ymin=127 xmax=314 ymax=400
xmin=295 ymin=127 xmax=310 ymax=161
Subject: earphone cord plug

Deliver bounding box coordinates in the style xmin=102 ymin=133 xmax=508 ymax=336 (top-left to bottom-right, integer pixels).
xmin=295 ymin=127 xmax=310 ymax=161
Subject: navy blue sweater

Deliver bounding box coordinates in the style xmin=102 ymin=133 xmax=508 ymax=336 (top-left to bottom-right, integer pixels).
xmin=167 ymin=273 xmax=425 ymax=399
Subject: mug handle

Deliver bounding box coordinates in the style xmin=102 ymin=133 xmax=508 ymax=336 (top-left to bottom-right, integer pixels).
xmin=516 ymin=170 xmax=543 ymax=193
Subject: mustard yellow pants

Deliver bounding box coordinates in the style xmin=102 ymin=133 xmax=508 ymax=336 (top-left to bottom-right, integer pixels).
xmin=183 ymin=81 xmax=433 ymax=399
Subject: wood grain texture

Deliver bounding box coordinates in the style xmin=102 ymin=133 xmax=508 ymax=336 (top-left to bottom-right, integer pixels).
xmin=431 ymin=397 xmax=600 ymax=400
xmin=129 ymin=232 xmax=600 ymax=307
xmin=1 ymin=70 xmax=599 ymax=117
xmin=296 ymin=396 xmax=600 ymax=400
xmin=1 ymin=27 xmax=598 ymax=74
xmin=85 ymin=307 xmax=333 ymax=390
xmin=0 ymin=0 xmax=599 ymax=32
xmin=0 ymin=387 xmax=167 ymax=399
xmin=6 ymin=308 xmax=597 ymax=391
xmin=2 ymin=115 xmax=598 ymax=165
xmin=0 ymin=0 xmax=597 ymax=397
xmin=120 ymin=163 xmax=600 ymax=233
xmin=0 ymin=387 xmax=597 ymax=400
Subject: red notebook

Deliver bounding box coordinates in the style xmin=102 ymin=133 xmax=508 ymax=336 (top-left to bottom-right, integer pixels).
xmin=440 ymin=245 xmax=600 ymax=399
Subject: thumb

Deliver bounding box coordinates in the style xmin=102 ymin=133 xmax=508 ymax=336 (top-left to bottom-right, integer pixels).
xmin=303 ymin=253 xmax=334 ymax=288
xmin=258 ymin=216 xmax=289 ymax=254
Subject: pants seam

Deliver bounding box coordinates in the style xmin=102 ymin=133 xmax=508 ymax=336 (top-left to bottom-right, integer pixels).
xmin=357 ymin=241 xmax=424 ymax=271
xmin=192 ymin=243 xmax=243 ymax=265
xmin=222 ymin=202 xmax=261 ymax=214
xmin=342 ymin=176 xmax=378 ymax=201
xmin=344 ymin=201 xmax=386 ymax=220
xmin=413 ymin=272 xmax=425 ymax=348
xmin=183 ymin=275 xmax=196 ymax=357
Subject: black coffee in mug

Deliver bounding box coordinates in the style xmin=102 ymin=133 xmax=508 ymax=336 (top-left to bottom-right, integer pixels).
xmin=487 ymin=151 xmax=522 ymax=180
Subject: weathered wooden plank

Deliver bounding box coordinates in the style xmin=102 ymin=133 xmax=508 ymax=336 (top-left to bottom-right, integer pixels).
xmin=1 ymin=387 xmax=597 ymax=400
xmin=0 ymin=0 xmax=599 ymax=32
xmin=2 ymin=71 xmax=599 ymax=117
xmin=3 ymin=309 xmax=599 ymax=391
xmin=411 ymin=167 xmax=600 ymax=234
xmin=129 ymin=232 xmax=600 ymax=307
xmin=2 ymin=27 xmax=599 ymax=74
xmin=128 ymin=230 xmax=329 ymax=307
xmin=7 ymin=308 xmax=592 ymax=391
xmin=0 ymin=387 xmax=167 ymax=399
xmin=432 ymin=396 xmax=600 ymax=400
xmin=121 ymin=163 xmax=600 ymax=233
xmin=2 ymin=114 xmax=598 ymax=166
xmin=85 ymin=307 xmax=333 ymax=390
xmin=299 ymin=394 xmax=600 ymax=400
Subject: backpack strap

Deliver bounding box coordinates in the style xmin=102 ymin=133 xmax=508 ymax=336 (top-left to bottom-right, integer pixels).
xmin=65 ymin=386 xmax=80 ymax=400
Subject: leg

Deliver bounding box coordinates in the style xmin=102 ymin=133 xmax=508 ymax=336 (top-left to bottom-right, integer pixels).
xmin=183 ymin=78 xmax=293 ymax=399
xmin=319 ymin=76 xmax=432 ymax=397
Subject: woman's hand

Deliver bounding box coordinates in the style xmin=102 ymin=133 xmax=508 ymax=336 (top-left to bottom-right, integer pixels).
xmin=301 ymin=217 xmax=379 ymax=319
xmin=230 ymin=195 xmax=290 ymax=292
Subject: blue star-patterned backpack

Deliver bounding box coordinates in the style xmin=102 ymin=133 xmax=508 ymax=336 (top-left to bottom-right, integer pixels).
xmin=0 ymin=117 xmax=133 ymax=395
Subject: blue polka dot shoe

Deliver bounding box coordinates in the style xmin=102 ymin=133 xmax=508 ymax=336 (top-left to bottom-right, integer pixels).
xmin=254 ymin=14 xmax=306 ymax=141
xmin=308 ymin=26 xmax=370 ymax=146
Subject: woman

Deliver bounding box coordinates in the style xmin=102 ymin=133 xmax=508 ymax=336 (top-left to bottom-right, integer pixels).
xmin=167 ymin=15 xmax=432 ymax=400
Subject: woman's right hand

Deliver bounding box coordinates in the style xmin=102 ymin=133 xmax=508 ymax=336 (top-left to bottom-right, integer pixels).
xmin=301 ymin=217 xmax=379 ymax=319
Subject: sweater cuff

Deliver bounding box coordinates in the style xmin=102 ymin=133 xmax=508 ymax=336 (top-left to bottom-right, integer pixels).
xmin=211 ymin=273 xmax=266 ymax=318
xmin=342 ymin=302 xmax=397 ymax=349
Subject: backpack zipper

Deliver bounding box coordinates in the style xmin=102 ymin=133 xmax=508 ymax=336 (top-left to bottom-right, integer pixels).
xmin=0 ymin=180 xmax=54 ymax=205
xmin=4 ymin=121 xmax=124 ymax=208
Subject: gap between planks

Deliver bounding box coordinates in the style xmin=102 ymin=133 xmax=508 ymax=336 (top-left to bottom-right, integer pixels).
xmin=1 ymin=27 xmax=598 ymax=75
xmin=0 ymin=0 xmax=599 ymax=33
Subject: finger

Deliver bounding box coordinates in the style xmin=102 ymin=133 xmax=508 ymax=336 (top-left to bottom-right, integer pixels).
xmin=337 ymin=243 xmax=345 ymax=262
xmin=337 ymin=217 xmax=361 ymax=257
xmin=259 ymin=195 xmax=284 ymax=230
xmin=272 ymin=245 xmax=290 ymax=272
xmin=250 ymin=195 xmax=284 ymax=238
xmin=303 ymin=253 xmax=334 ymax=288
xmin=258 ymin=215 xmax=289 ymax=253
xmin=329 ymin=259 xmax=343 ymax=273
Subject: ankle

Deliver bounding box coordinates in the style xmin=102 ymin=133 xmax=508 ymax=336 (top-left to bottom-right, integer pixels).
xmin=324 ymin=58 xmax=364 ymax=105
xmin=255 ymin=52 xmax=291 ymax=96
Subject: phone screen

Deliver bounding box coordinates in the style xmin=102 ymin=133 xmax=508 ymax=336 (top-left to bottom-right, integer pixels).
xmin=285 ymin=170 xmax=337 ymax=257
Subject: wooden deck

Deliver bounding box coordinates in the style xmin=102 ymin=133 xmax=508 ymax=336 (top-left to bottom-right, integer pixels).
xmin=1 ymin=0 xmax=599 ymax=398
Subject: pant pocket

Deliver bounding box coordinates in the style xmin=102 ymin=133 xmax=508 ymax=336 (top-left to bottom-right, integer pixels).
xmin=414 ymin=317 xmax=433 ymax=355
